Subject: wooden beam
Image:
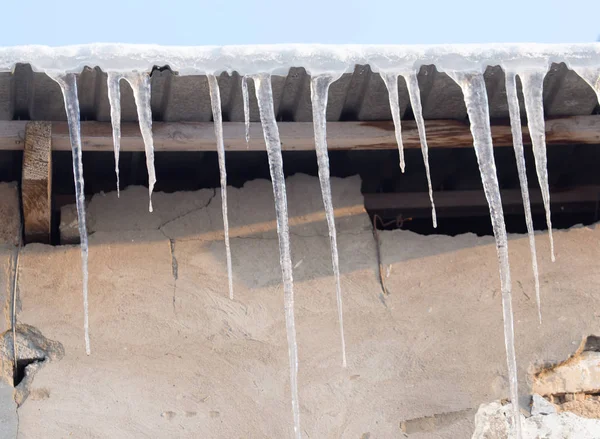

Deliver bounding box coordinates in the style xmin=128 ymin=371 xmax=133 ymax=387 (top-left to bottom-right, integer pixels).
xmin=22 ymin=121 xmax=52 ymax=243
xmin=364 ymin=185 xmax=600 ymax=217
xmin=1 ymin=116 xmax=600 ymax=152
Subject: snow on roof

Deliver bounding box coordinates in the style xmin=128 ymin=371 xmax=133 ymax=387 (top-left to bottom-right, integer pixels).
xmin=1 ymin=43 xmax=600 ymax=75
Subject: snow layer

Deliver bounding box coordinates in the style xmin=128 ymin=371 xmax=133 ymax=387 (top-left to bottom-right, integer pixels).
xmin=1 ymin=43 xmax=600 ymax=75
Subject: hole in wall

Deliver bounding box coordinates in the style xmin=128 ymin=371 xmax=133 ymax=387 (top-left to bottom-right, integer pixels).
xmin=532 ymin=335 xmax=600 ymax=419
xmin=0 ymin=325 xmax=64 ymax=406
xmin=13 ymin=358 xmax=45 ymax=387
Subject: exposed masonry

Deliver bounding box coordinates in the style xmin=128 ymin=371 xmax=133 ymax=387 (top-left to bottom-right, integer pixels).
xmin=0 ymin=324 xmax=64 ymax=406
xmin=168 ymin=239 xmax=178 ymax=312
xmin=531 ymin=335 xmax=600 ymax=419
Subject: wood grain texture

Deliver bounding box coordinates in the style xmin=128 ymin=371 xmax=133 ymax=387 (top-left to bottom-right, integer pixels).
xmin=22 ymin=121 xmax=52 ymax=243
xmin=364 ymin=185 xmax=600 ymax=213
xmin=1 ymin=116 xmax=600 ymax=152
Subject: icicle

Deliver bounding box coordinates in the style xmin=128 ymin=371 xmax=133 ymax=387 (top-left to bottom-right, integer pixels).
xmin=404 ymin=72 xmax=437 ymax=228
xmin=242 ymin=75 xmax=251 ymax=146
xmin=123 ymin=72 xmax=157 ymax=212
xmin=381 ymin=73 xmax=405 ymax=173
xmin=310 ymin=74 xmax=347 ymax=368
xmin=252 ymin=73 xmax=301 ymax=439
xmin=505 ymin=71 xmax=542 ymax=324
xmin=447 ymin=70 xmax=522 ymax=439
xmin=49 ymin=72 xmax=91 ymax=355
xmin=518 ymin=68 xmax=555 ymax=262
xmin=107 ymin=72 xmax=123 ymax=197
xmin=207 ymin=74 xmax=234 ymax=301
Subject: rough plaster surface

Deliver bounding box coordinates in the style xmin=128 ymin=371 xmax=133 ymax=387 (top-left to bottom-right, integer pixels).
xmin=6 ymin=174 xmax=600 ymax=438
xmin=0 ymin=183 xmax=19 ymax=439
xmin=0 ymin=382 xmax=17 ymax=439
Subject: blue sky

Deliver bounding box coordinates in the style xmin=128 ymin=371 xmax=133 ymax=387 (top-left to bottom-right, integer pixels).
xmin=3 ymin=0 xmax=599 ymax=46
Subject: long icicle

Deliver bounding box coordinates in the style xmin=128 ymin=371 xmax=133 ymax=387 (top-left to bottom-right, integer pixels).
xmin=381 ymin=73 xmax=405 ymax=173
xmin=107 ymin=72 xmax=123 ymax=197
xmin=50 ymin=73 xmax=91 ymax=355
xmin=519 ymin=68 xmax=555 ymax=262
xmin=123 ymin=72 xmax=157 ymax=212
xmin=404 ymin=72 xmax=437 ymax=228
xmin=505 ymin=71 xmax=542 ymax=324
xmin=310 ymin=74 xmax=347 ymax=368
xmin=207 ymin=74 xmax=234 ymax=300
xmin=447 ymin=70 xmax=522 ymax=439
xmin=253 ymin=73 xmax=301 ymax=439
xmin=242 ymin=75 xmax=251 ymax=146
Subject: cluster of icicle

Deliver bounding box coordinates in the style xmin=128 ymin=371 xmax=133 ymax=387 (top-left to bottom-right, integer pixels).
xmin=33 ymin=47 xmax=600 ymax=439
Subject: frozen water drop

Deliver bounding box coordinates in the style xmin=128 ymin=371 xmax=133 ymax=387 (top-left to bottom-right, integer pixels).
xmin=49 ymin=72 xmax=91 ymax=355
xmin=123 ymin=72 xmax=157 ymax=213
xmin=207 ymin=74 xmax=234 ymax=300
xmin=447 ymin=70 xmax=522 ymax=439
xmin=242 ymin=75 xmax=251 ymax=146
xmin=505 ymin=70 xmax=542 ymax=324
xmin=519 ymin=68 xmax=555 ymax=262
xmin=310 ymin=73 xmax=347 ymax=368
xmin=253 ymin=73 xmax=301 ymax=439
xmin=381 ymin=72 xmax=405 ymax=173
xmin=404 ymin=72 xmax=437 ymax=228
xmin=107 ymin=72 xmax=123 ymax=198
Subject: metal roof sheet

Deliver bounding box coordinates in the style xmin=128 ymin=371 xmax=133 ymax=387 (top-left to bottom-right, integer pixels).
xmin=0 ymin=62 xmax=597 ymax=124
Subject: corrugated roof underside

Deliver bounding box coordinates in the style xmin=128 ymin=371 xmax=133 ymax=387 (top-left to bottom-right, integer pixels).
xmin=0 ymin=63 xmax=597 ymax=123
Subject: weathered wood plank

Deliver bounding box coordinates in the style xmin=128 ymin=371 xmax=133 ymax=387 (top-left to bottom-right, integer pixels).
xmin=22 ymin=121 xmax=52 ymax=243
xmin=364 ymin=185 xmax=600 ymax=214
xmin=1 ymin=116 xmax=600 ymax=151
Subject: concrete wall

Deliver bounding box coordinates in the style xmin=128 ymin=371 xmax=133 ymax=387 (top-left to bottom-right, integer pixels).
xmin=1 ymin=175 xmax=600 ymax=438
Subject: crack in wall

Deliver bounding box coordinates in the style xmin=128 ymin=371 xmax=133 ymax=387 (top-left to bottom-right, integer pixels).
xmin=155 ymin=189 xmax=216 ymax=313
xmin=10 ymin=241 xmax=21 ymax=373
xmin=168 ymin=239 xmax=178 ymax=313
xmin=158 ymin=188 xmax=217 ymax=234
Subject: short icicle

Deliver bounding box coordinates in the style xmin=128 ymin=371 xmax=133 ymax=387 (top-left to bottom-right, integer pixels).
xmin=242 ymin=75 xmax=251 ymax=146
xmin=381 ymin=73 xmax=405 ymax=173
xmin=404 ymin=71 xmax=437 ymax=228
xmin=447 ymin=70 xmax=522 ymax=439
xmin=252 ymin=73 xmax=301 ymax=439
xmin=50 ymin=73 xmax=91 ymax=355
xmin=123 ymin=72 xmax=157 ymax=212
xmin=107 ymin=72 xmax=123 ymax=197
xmin=518 ymin=67 xmax=555 ymax=262
xmin=505 ymin=71 xmax=542 ymax=324
xmin=310 ymin=74 xmax=347 ymax=368
xmin=207 ymin=74 xmax=234 ymax=300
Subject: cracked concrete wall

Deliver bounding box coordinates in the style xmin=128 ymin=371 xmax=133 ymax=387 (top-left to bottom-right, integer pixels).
xmin=7 ymin=174 xmax=600 ymax=438
xmin=0 ymin=183 xmax=20 ymax=439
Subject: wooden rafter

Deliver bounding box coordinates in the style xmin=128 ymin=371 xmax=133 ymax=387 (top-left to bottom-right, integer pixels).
xmin=0 ymin=115 xmax=599 ymax=152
